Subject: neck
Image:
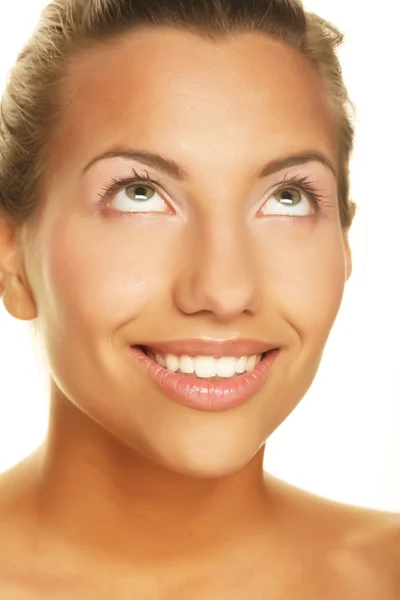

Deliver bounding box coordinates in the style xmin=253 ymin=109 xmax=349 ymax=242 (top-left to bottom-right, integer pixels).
xmin=33 ymin=389 xmax=272 ymax=570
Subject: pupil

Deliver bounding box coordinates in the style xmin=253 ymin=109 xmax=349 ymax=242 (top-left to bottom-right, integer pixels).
xmin=279 ymin=188 xmax=300 ymax=205
xmin=127 ymin=185 xmax=154 ymax=201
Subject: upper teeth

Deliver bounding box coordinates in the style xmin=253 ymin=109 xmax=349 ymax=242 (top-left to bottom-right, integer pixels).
xmin=147 ymin=351 xmax=262 ymax=378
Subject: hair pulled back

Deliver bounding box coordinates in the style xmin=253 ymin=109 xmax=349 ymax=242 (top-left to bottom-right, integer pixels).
xmin=0 ymin=0 xmax=355 ymax=233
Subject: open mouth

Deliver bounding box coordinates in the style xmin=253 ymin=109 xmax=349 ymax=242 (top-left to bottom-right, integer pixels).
xmin=129 ymin=344 xmax=280 ymax=411
xmin=137 ymin=345 xmax=271 ymax=380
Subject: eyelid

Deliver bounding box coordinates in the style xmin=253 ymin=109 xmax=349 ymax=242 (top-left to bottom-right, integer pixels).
xmin=97 ymin=169 xmax=168 ymax=203
xmin=268 ymin=173 xmax=328 ymax=207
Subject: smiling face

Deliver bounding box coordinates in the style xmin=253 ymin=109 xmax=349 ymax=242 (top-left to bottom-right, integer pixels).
xmin=21 ymin=28 xmax=351 ymax=477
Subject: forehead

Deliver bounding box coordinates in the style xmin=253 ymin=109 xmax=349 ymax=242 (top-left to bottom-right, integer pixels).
xmin=52 ymin=28 xmax=337 ymax=174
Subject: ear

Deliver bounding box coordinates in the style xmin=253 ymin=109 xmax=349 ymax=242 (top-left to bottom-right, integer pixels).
xmin=343 ymin=201 xmax=357 ymax=281
xmin=0 ymin=217 xmax=37 ymax=320
xmin=0 ymin=217 xmax=15 ymax=296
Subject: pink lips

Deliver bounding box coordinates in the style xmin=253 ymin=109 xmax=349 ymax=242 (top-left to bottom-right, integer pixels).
xmin=142 ymin=338 xmax=277 ymax=357
xmin=129 ymin=344 xmax=280 ymax=412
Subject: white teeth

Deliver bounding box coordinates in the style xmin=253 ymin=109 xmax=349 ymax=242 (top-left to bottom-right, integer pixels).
xmin=246 ymin=355 xmax=258 ymax=372
xmin=147 ymin=349 xmax=263 ymax=378
xmin=155 ymin=353 xmax=166 ymax=368
xmin=236 ymin=356 xmax=248 ymax=374
xmin=165 ymin=353 xmax=180 ymax=372
xmin=180 ymin=355 xmax=195 ymax=374
xmin=216 ymin=357 xmax=236 ymax=378
xmin=193 ymin=356 xmax=217 ymax=378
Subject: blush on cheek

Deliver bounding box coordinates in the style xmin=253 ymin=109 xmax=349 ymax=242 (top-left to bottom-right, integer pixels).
xmin=42 ymin=214 xmax=172 ymax=334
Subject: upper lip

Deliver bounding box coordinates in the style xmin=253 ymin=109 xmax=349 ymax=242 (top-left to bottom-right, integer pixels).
xmin=135 ymin=338 xmax=279 ymax=357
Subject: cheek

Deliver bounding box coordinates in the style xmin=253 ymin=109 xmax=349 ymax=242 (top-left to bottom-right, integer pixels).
xmin=261 ymin=223 xmax=347 ymax=337
xmin=39 ymin=215 xmax=176 ymax=334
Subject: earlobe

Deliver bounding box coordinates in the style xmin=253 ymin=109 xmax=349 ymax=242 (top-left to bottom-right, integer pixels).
xmin=0 ymin=217 xmax=38 ymax=321
xmin=2 ymin=272 xmax=38 ymax=321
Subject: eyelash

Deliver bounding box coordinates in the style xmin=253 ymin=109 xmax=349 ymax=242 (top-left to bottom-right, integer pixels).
xmin=97 ymin=168 xmax=160 ymax=203
xmin=96 ymin=167 xmax=327 ymax=210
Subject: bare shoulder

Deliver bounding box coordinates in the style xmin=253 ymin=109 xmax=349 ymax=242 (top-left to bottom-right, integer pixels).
xmin=265 ymin=473 xmax=400 ymax=598
xmin=0 ymin=452 xmax=45 ymax=591
xmin=0 ymin=450 xmax=41 ymax=520
xmin=336 ymin=505 xmax=400 ymax=597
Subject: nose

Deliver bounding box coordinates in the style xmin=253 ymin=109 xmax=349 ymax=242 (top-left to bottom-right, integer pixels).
xmin=172 ymin=218 xmax=262 ymax=321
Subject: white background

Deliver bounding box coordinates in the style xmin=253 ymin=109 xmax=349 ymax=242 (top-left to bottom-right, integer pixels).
xmin=0 ymin=1 xmax=399 ymax=511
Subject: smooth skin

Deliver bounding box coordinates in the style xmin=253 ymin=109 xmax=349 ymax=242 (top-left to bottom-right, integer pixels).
xmin=0 ymin=28 xmax=399 ymax=598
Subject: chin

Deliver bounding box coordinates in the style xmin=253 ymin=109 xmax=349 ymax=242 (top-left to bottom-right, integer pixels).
xmin=143 ymin=429 xmax=263 ymax=480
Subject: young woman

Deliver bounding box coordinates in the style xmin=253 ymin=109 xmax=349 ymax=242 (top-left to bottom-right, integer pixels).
xmin=0 ymin=0 xmax=398 ymax=597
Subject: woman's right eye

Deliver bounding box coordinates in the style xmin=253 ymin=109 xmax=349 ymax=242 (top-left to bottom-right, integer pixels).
xmin=109 ymin=183 xmax=169 ymax=213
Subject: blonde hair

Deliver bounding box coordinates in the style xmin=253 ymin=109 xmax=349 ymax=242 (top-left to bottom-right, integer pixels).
xmin=0 ymin=0 xmax=355 ymax=232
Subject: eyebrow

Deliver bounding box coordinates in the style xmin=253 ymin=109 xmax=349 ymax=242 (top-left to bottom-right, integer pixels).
xmin=81 ymin=148 xmax=337 ymax=180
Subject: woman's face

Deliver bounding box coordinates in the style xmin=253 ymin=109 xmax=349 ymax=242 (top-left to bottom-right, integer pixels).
xmin=23 ymin=28 xmax=351 ymax=477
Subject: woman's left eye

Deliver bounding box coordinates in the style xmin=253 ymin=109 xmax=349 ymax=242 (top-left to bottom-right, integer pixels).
xmin=260 ymin=186 xmax=314 ymax=217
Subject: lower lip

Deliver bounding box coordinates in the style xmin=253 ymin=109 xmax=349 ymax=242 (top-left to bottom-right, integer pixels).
xmin=129 ymin=346 xmax=280 ymax=412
